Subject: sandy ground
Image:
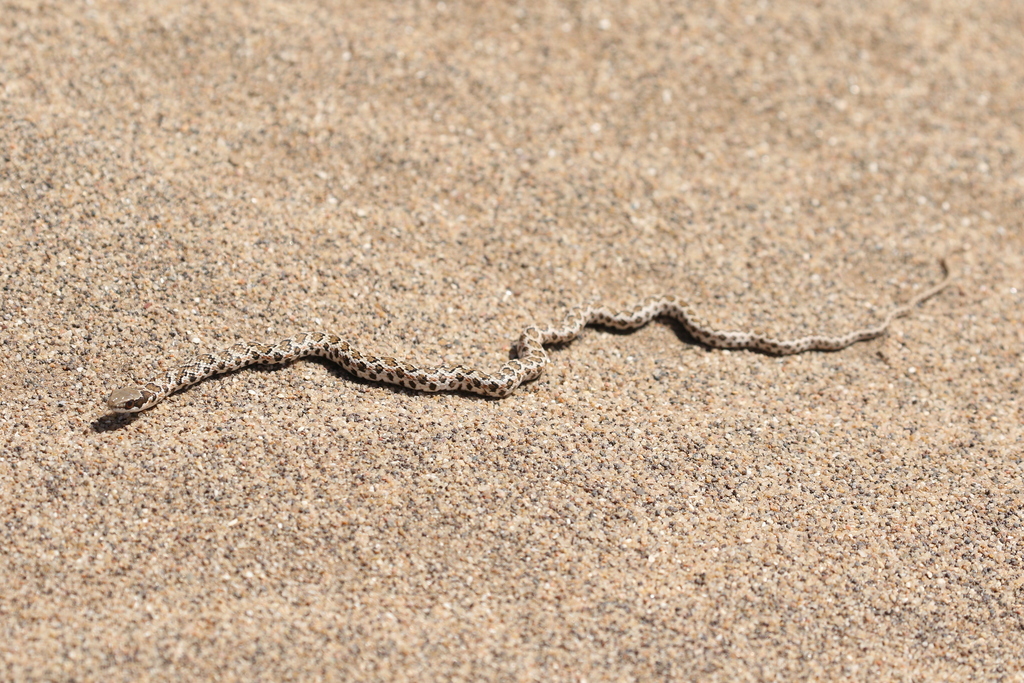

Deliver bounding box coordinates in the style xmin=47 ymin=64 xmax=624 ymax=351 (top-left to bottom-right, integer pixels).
xmin=2 ymin=0 xmax=1023 ymax=680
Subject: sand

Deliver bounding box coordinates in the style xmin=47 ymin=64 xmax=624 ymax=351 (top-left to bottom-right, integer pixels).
xmin=2 ymin=0 xmax=1022 ymax=679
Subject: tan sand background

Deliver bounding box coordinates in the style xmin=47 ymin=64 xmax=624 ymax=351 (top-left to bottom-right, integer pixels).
xmin=2 ymin=0 xmax=1023 ymax=679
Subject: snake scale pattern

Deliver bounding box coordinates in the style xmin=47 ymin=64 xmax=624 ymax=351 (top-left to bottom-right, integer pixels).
xmin=105 ymin=260 xmax=951 ymax=413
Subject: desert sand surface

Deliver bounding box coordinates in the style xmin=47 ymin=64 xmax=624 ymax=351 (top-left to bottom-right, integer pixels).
xmin=2 ymin=0 xmax=1023 ymax=680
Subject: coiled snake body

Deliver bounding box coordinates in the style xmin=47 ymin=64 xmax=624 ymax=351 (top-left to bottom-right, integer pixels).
xmin=106 ymin=261 xmax=951 ymax=413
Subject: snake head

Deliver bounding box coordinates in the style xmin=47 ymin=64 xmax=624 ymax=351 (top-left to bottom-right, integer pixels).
xmin=105 ymin=387 xmax=155 ymax=413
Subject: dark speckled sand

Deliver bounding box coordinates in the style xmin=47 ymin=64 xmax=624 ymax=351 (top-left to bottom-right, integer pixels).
xmin=2 ymin=1 xmax=1023 ymax=680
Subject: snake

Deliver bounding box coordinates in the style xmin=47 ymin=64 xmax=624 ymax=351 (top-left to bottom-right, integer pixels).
xmin=105 ymin=259 xmax=952 ymax=413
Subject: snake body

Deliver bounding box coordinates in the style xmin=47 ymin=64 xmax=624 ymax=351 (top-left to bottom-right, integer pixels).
xmin=105 ymin=261 xmax=951 ymax=413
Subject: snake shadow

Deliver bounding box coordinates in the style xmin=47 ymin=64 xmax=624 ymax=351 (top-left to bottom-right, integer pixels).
xmin=583 ymin=318 xmax=791 ymax=355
